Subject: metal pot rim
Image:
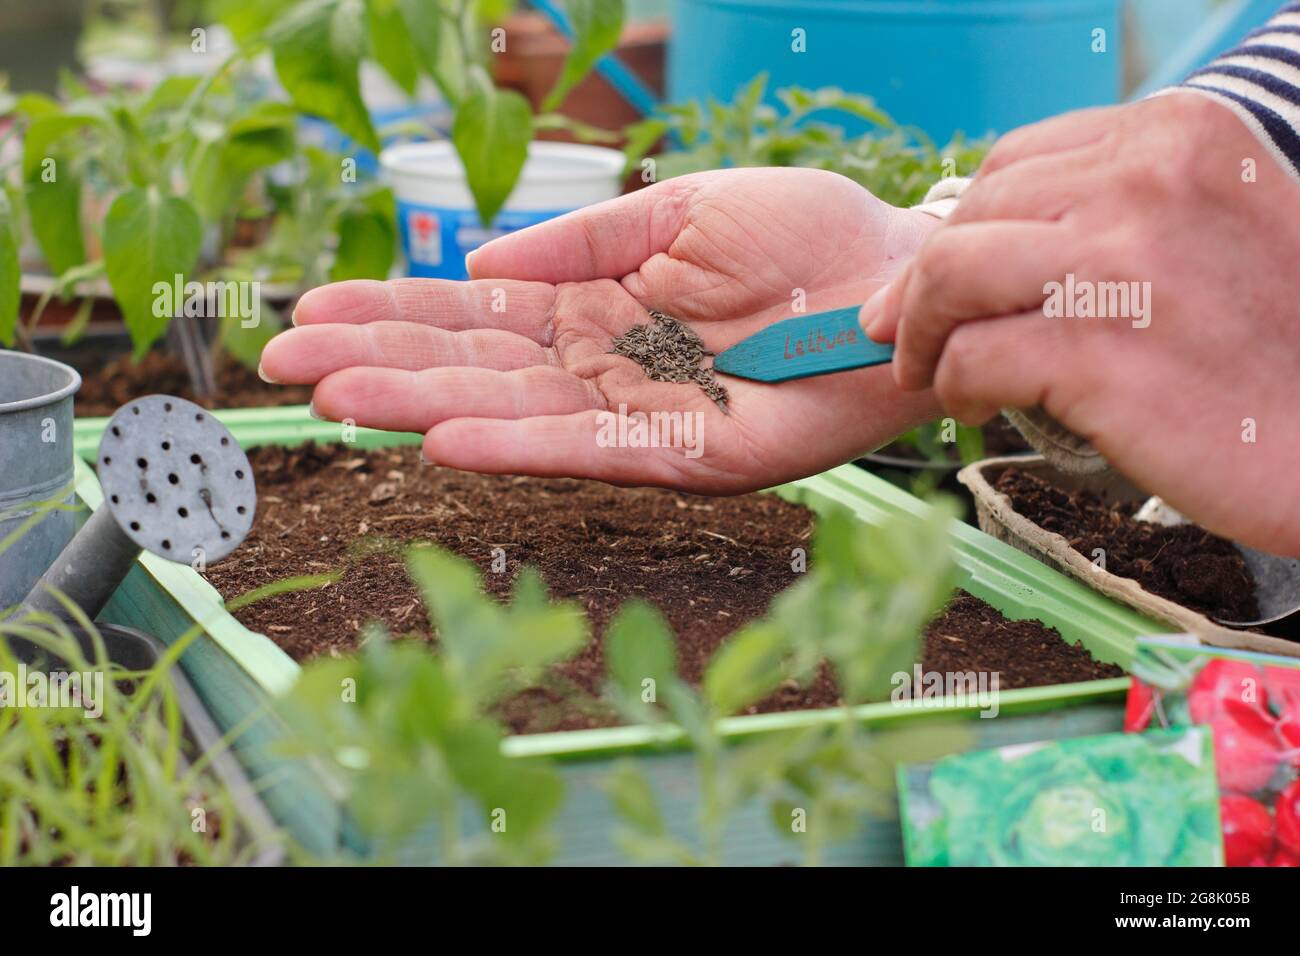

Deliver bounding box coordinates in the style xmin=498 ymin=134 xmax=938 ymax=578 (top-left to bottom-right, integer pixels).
xmin=0 ymin=352 xmax=82 ymax=414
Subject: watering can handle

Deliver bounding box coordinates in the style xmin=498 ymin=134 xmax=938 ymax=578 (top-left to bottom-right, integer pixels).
xmin=1130 ymin=0 xmax=1286 ymax=100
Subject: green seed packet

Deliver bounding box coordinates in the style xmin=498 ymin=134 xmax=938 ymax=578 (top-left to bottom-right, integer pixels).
xmin=897 ymin=728 xmax=1223 ymax=866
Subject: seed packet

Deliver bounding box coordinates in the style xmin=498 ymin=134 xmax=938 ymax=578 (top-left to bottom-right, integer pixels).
xmin=1125 ymin=636 xmax=1300 ymax=867
xmin=897 ymin=728 xmax=1222 ymax=866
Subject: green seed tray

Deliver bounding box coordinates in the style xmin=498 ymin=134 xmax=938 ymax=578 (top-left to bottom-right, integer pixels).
xmin=73 ymin=405 xmax=1162 ymax=863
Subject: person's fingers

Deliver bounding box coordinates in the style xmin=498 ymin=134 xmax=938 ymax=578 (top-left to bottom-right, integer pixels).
xmin=309 ymin=366 xmax=601 ymax=432
xmin=862 ymin=221 xmax=1069 ymax=385
xmin=947 ymin=149 xmax=1104 ymax=226
xmin=465 ymin=176 xmax=700 ymax=283
xmin=931 ymin=312 xmax=1081 ymax=424
xmin=291 ymin=278 xmax=559 ymax=344
xmin=259 ymin=322 xmax=553 ymax=384
xmin=859 ymin=267 xmax=913 ymax=344
xmin=889 ymin=221 xmax=1072 ymax=390
xmin=976 ymin=105 xmax=1120 ymax=178
xmin=423 ymin=411 xmax=696 ymax=486
xmin=619 ymin=252 xmax=729 ymax=318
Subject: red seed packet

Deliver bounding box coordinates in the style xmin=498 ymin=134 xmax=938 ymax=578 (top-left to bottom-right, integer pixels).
xmin=1125 ymin=636 xmax=1300 ymax=867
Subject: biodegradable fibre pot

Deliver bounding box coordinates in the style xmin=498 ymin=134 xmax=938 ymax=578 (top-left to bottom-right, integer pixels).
xmin=958 ymin=455 xmax=1300 ymax=658
xmin=381 ymin=140 xmax=625 ymax=280
xmin=0 ymin=352 xmax=81 ymax=609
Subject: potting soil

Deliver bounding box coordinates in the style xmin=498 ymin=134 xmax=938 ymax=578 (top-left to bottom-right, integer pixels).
xmin=992 ymin=468 xmax=1260 ymax=623
xmin=205 ymin=443 xmax=1122 ymax=733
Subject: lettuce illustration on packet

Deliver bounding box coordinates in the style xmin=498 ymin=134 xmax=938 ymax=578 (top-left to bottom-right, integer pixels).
xmin=898 ymin=728 xmax=1223 ymax=866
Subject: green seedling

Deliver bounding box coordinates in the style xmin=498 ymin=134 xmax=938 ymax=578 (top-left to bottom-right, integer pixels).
xmin=261 ymin=498 xmax=971 ymax=865
xmin=273 ymin=545 xmax=589 ymax=864
xmin=212 ymin=0 xmax=627 ymax=227
xmin=0 ymin=483 xmax=344 ymax=866
xmin=0 ymin=64 xmax=396 ymax=374
xmin=601 ymin=502 xmax=971 ymax=866
xmin=624 ymin=73 xmax=991 ymax=208
xmin=0 ymin=610 xmax=262 ymax=865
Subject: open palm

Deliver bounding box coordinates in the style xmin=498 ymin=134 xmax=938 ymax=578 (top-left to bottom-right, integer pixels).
xmin=259 ymin=168 xmax=940 ymax=493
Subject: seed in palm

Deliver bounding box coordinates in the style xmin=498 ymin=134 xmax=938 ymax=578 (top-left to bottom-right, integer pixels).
xmin=608 ymin=310 xmax=730 ymax=412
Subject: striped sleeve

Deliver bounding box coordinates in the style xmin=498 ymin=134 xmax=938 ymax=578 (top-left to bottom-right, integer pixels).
xmin=1175 ymin=1 xmax=1300 ymax=178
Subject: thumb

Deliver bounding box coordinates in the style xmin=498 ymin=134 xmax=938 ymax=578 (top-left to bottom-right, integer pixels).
xmin=467 ymin=177 xmax=698 ymax=283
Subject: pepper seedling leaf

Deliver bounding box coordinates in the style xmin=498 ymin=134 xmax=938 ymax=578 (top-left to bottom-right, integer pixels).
xmin=21 ymin=111 xmax=103 ymax=180
xmin=398 ymin=0 xmax=465 ymax=106
xmin=219 ymin=302 xmax=283 ymax=371
xmin=102 ymin=187 xmax=203 ymax=359
xmin=366 ymin=0 xmax=420 ymax=96
xmin=544 ymin=0 xmax=625 ymax=112
xmin=207 ymin=0 xmax=297 ymax=42
xmin=269 ymin=0 xmax=379 ymax=154
xmin=222 ymin=103 xmax=300 ymax=171
xmin=0 ymin=192 xmax=19 ymax=347
xmin=330 ymin=191 xmax=397 ymax=281
xmin=21 ymin=113 xmax=94 ymax=276
xmin=452 ymin=72 xmax=533 ymax=226
xmin=26 ymin=181 xmax=85 ymax=273
xmin=604 ymin=601 xmax=677 ymax=700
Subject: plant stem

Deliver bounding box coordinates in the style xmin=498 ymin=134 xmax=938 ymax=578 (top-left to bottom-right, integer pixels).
xmin=161 ymin=45 xmax=256 ymax=176
xmin=457 ymin=0 xmax=481 ymax=72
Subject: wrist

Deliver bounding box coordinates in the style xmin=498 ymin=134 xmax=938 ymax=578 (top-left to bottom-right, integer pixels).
xmin=879 ymin=205 xmax=944 ymax=281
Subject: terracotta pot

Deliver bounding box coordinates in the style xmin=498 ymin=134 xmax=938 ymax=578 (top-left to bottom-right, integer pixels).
xmin=22 ymin=287 xmax=124 ymax=332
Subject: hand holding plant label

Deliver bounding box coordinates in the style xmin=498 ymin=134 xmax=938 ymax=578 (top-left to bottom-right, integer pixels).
xmin=862 ymin=94 xmax=1300 ymax=557
xmin=260 ymin=168 xmax=945 ymax=492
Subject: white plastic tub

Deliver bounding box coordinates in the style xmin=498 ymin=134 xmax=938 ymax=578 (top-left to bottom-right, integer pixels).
xmin=380 ymin=140 xmax=625 ymax=280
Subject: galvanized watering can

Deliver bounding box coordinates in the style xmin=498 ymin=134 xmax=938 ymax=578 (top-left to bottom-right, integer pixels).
xmin=0 ymin=352 xmax=80 ymax=609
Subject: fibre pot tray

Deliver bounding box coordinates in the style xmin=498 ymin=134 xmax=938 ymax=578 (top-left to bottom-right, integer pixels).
xmin=958 ymin=455 xmax=1298 ymax=659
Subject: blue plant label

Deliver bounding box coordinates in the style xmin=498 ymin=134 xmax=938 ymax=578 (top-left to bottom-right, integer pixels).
xmin=397 ymin=200 xmax=571 ymax=280
xmin=712 ymin=305 xmax=895 ymax=382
